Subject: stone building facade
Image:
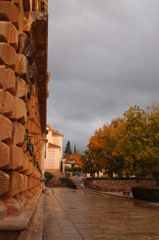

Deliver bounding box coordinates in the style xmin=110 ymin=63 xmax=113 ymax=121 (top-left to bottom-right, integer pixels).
xmin=0 ymin=0 xmax=49 ymax=238
xmin=45 ymin=123 xmax=64 ymax=173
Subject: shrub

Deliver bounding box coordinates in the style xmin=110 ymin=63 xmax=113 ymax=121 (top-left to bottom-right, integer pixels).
xmin=86 ymin=177 xmax=155 ymax=181
xmin=132 ymin=187 xmax=159 ymax=202
xmin=45 ymin=172 xmax=54 ymax=185
xmin=58 ymin=178 xmax=76 ymax=189
xmin=59 ymin=178 xmax=68 ymax=184
xmin=67 ymin=179 xmax=76 ymax=189
xmin=66 ymin=172 xmax=72 ymax=178
xmin=72 ymin=167 xmax=82 ymax=171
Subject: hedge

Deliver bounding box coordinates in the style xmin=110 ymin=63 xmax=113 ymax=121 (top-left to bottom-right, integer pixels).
xmin=132 ymin=187 xmax=159 ymax=202
xmin=86 ymin=177 xmax=155 ymax=181
xmin=66 ymin=172 xmax=72 ymax=178
xmin=45 ymin=172 xmax=54 ymax=185
xmin=59 ymin=178 xmax=76 ymax=189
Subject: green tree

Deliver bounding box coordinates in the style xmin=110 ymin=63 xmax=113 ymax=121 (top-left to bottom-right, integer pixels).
xmin=122 ymin=103 xmax=159 ymax=186
xmin=142 ymin=103 xmax=159 ymax=186
xmin=64 ymin=141 xmax=72 ymax=155
xmin=122 ymin=105 xmax=147 ymax=176
xmin=81 ymin=149 xmax=99 ymax=175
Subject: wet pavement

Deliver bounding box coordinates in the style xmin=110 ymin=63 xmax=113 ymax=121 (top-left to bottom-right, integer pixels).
xmin=42 ymin=188 xmax=159 ymax=240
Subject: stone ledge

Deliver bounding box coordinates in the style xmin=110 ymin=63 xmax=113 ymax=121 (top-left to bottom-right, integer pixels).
xmin=0 ymin=189 xmax=42 ymax=231
xmin=16 ymin=191 xmax=45 ymax=240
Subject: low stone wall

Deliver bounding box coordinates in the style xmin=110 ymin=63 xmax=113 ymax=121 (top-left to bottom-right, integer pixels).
xmin=87 ymin=179 xmax=156 ymax=192
xmin=46 ymin=177 xmax=67 ymax=187
xmin=47 ymin=172 xmax=66 ymax=178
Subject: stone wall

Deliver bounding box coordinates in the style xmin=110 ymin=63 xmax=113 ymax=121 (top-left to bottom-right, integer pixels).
xmin=0 ymin=0 xmax=49 ymax=225
xmin=87 ymin=179 xmax=156 ymax=192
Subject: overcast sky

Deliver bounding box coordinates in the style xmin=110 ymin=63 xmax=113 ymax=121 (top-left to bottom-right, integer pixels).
xmin=47 ymin=0 xmax=159 ymax=154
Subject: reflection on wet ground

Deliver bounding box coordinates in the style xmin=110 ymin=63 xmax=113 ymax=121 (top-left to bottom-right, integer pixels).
xmin=43 ymin=188 xmax=159 ymax=240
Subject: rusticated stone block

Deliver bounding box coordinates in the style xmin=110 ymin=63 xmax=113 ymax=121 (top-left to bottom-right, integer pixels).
xmin=30 ymin=95 xmax=35 ymax=108
xmin=0 ymin=21 xmax=18 ymax=50
xmin=14 ymin=54 xmax=29 ymax=79
xmin=37 ymin=126 xmax=41 ymax=135
xmin=4 ymin=197 xmax=23 ymax=216
xmin=22 ymin=175 xmax=28 ymax=192
xmin=0 ymin=199 xmax=7 ymax=220
xmin=31 ymin=167 xmax=36 ymax=177
xmin=4 ymin=171 xmax=23 ymax=197
xmin=34 ymin=135 xmax=37 ymax=144
xmin=27 ymin=151 xmax=33 ymax=161
xmin=0 ymin=1 xmax=19 ymax=29
xmin=21 ymin=139 xmax=27 ymax=152
xmin=32 ymin=84 xmax=35 ymax=96
xmin=33 ymin=144 xmax=36 ymax=153
xmin=25 ymin=98 xmax=30 ymax=115
xmin=29 ymin=120 xmax=34 ymax=134
xmin=0 ymin=89 xmax=13 ymax=116
xmin=18 ymin=34 xmax=36 ymax=65
xmin=34 ymin=114 xmax=38 ymax=125
xmin=0 ymin=171 xmax=10 ymax=196
xmin=8 ymin=97 xmax=26 ymax=124
xmin=0 ymin=66 xmax=16 ymax=95
xmin=13 ymin=0 xmax=21 ymax=10
xmin=35 ymin=96 xmax=38 ymax=104
xmin=4 ymin=145 xmax=23 ymax=170
xmin=0 ymin=231 xmax=18 ymax=240
xmin=23 ymin=0 xmax=30 ymax=11
xmin=9 ymin=121 xmax=25 ymax=146
xmin=27 ymin=176 xmax=33 ymax=189
xmin=24 ymin=118 xmax=29 ymax=134
xmin=30 ymin=135 xmax=34 ymax=145
xmin=29 ymin=106 xmax=35 ymax=121
xmin=0 ymin=43 xmax=16 ymax=68
xmin=17 ymin=77 xmax=27 ymax=100
xmin=0 ymin=141 xmax=10 ymax=168
xmin=34 ymin=103 xmax=37 ymax=113
xmin=34 ymin=123 xmax=37 ymax=134
xmin=18 ymin=154 xmax=29 ymax=173
xmin=25 ymin=162 xmax=33 ymax=176
xmin=27 ymin=79 xmax=32 ymax=99
xmin=0 ymin=115 xmax=12 ymax=142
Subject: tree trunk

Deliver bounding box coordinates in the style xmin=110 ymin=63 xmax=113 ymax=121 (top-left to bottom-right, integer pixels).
xmin=156 ymin=173 xmax=159 ymax=187
xmin=109 ymin=170 xmax=113 ymax=178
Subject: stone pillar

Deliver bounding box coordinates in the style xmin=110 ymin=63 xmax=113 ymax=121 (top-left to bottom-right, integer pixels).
xmin=62 ymin=158 xmax=66 ymax=173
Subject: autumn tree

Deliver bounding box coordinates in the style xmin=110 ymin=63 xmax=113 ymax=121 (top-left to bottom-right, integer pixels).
xmin=86 ymin=122 xmax=125 ymax=177
xmin=110 ymin=118 xmax=126 ymax=176
xmin=73 ymin=151 xmax=83 ymax=168
xmin=83 ymin=103 xmax=159 ymax=185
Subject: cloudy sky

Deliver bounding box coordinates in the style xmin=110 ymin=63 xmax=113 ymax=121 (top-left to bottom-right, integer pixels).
xmin=47 ymin=0 xmax=159 ymax=154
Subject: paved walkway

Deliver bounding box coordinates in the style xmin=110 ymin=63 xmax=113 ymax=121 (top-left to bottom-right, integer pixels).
xmin=42 ymin=188 xmax=159 ymax=240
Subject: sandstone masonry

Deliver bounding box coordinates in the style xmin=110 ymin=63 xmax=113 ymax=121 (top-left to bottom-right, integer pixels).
xmin=0 ymin=0 xmax=49 ymax=239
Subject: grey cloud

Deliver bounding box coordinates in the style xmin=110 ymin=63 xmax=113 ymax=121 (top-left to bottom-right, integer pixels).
xmin=47 ymin=0 xmax=159 ymax=153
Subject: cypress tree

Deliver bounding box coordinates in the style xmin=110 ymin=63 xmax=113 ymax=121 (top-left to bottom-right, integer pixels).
xmin=64 ymin=141 xmax=72 ymax=155
xmin=74 ymin=145 xmax=76 ymax=154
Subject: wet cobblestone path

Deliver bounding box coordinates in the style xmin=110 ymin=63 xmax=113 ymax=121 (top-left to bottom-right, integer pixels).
xmin=42 ymin=188 xmax=159 ymax=240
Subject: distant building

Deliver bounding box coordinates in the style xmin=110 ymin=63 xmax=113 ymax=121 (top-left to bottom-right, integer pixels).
xmin=45 ymin=123 xmax=64 ymax=172
xmin=65 ymin=157 xmax=80 ymax=170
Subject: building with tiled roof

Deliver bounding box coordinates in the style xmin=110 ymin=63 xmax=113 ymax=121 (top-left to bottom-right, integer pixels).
xmin=45 ymin=123 xmax=64 ymax=173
